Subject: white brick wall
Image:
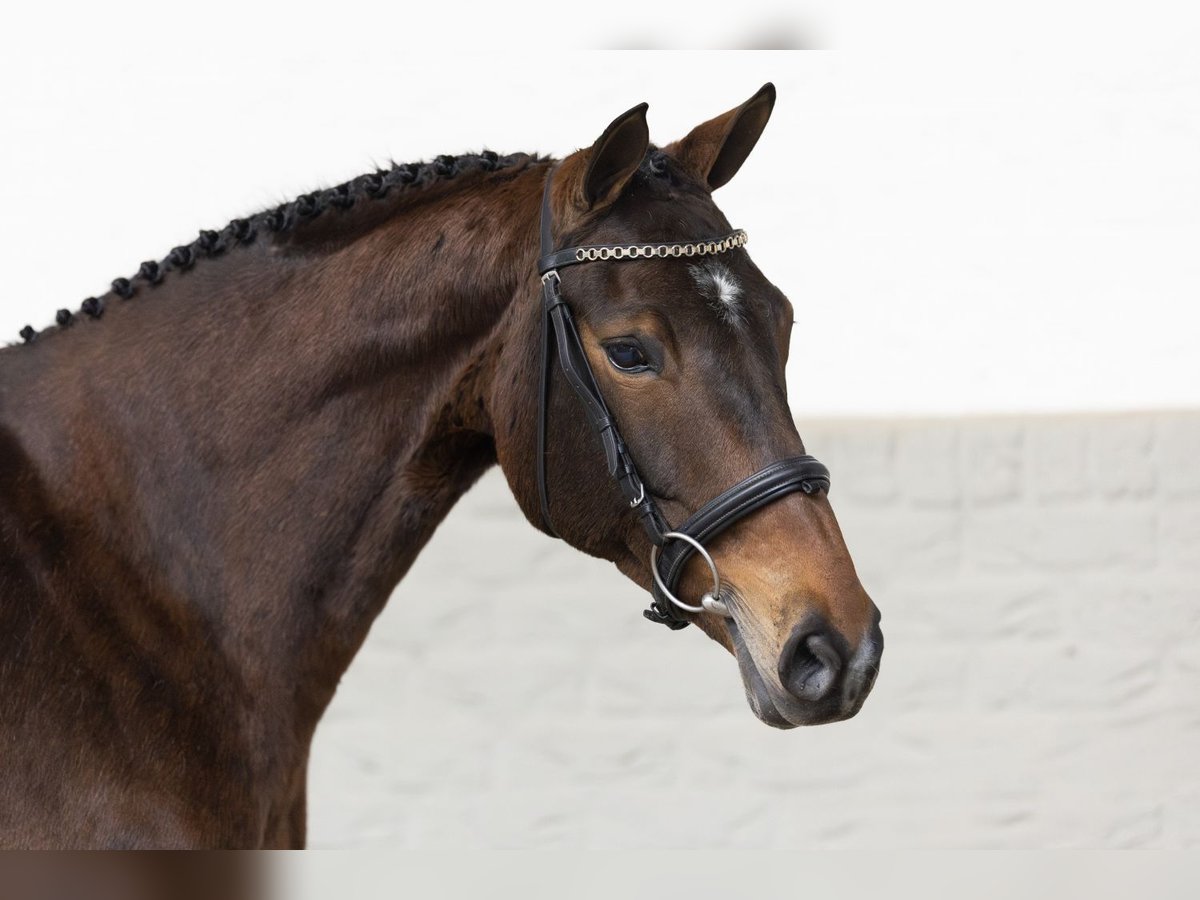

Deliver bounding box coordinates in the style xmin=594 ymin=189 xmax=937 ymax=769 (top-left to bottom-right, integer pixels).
xmin=307 ymin=411 xmax=1200 ymax=848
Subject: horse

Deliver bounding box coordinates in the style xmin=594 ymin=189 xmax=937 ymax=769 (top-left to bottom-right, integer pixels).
xmin=0 ymin=83 xmax=882 ymax=848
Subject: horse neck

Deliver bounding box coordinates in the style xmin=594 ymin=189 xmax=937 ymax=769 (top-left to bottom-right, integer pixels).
xmin=3 ymin=158 xmax=548 ymax=732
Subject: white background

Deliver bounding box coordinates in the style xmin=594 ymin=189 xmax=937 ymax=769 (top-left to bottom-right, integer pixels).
xmin=1 ymin=4 xmax=1197 ymax=416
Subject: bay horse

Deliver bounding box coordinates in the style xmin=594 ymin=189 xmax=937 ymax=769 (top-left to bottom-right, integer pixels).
xmin=0 ymin=84 xmax=882 ymax=848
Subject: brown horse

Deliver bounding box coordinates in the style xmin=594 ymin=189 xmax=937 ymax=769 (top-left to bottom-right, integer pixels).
xmin=0 ymin=84 xmax=882 ymax=848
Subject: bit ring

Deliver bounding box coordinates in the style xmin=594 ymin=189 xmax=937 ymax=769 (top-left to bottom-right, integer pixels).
xmin=649 ymin=531 xmax=730 ymax=617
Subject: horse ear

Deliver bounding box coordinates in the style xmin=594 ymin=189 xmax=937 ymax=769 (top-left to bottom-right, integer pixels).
xmin=580 ymin=101 xmax=650 ymax=209
xmin=666 ymin=83 xmax=776 ymax=191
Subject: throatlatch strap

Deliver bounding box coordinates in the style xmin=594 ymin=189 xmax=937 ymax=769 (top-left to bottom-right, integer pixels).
xmin=536 ymin=287 xmax=558 ymax=537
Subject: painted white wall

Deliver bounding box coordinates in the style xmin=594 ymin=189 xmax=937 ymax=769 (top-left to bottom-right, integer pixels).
xmin=306 ymin=412 xmax=1200 ymax=849
xmin=1 ymin=8 xmax=1196 ymax=416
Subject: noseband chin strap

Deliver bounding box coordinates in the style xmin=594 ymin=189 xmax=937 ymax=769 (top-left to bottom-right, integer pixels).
xmin=536 ymin=166 xmax=831 ymax=630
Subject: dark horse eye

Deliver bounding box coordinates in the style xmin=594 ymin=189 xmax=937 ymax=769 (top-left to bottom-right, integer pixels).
xmin=605 ymin=342 xmax=649 ymax=372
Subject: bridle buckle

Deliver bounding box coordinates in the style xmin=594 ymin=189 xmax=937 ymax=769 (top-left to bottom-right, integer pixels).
xmin=628 ymin=479 xmax=645 ymax=508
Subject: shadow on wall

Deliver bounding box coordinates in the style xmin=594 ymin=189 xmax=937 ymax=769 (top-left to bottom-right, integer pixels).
xmin=309 ymin=410 xmax=1200 ymax=848
xmin=598 ymin=14 xmax=828 ymax=49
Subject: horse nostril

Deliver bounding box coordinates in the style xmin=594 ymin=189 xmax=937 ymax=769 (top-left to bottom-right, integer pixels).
xmin=782 ymin=629 xmax=844 ymax=702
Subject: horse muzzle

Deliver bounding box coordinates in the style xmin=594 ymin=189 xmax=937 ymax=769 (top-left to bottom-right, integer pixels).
xmin=729 ymin=608 xmax=883 ymax=728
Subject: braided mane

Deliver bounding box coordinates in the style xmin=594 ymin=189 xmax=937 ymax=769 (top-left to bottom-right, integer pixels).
xmin=16 ymin=151 xmax=536 ymax=344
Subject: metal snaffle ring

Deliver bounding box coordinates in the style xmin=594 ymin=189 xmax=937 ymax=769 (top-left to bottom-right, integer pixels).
xmin=649 ymin=531 xmax=731 ymax=618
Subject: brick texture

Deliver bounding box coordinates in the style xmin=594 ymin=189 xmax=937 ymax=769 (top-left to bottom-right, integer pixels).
xmin=307 ymin=411 xmax=1200 ymax=848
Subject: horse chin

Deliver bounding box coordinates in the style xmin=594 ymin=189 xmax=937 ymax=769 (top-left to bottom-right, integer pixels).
xmin=741 ymin=679 xmax=799 ymax=730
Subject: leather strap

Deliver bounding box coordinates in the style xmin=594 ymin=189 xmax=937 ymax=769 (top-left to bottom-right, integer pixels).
xmin=540 ymin=276 xmax=668 ymax=546
xmin=537 ymin=168 xmax=668 ymax=548
xmin=645 ymin=455 xmax=830 ymax=626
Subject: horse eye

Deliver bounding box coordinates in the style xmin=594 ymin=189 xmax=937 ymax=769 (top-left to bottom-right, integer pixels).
xmin=605 ymin=342 xmax=649 ymax=372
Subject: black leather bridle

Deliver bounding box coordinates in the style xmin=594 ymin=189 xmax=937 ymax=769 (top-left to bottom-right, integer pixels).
xmin=536 ymin=166 xmax=831 ymax=630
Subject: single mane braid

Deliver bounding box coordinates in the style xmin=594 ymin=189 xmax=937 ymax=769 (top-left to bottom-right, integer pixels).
xmin=15 ymin=150 xmax=530 ymax=343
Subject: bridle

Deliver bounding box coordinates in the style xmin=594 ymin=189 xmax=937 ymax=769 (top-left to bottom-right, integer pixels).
xmin=536 ymin=165 xmax=831 ymax=630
